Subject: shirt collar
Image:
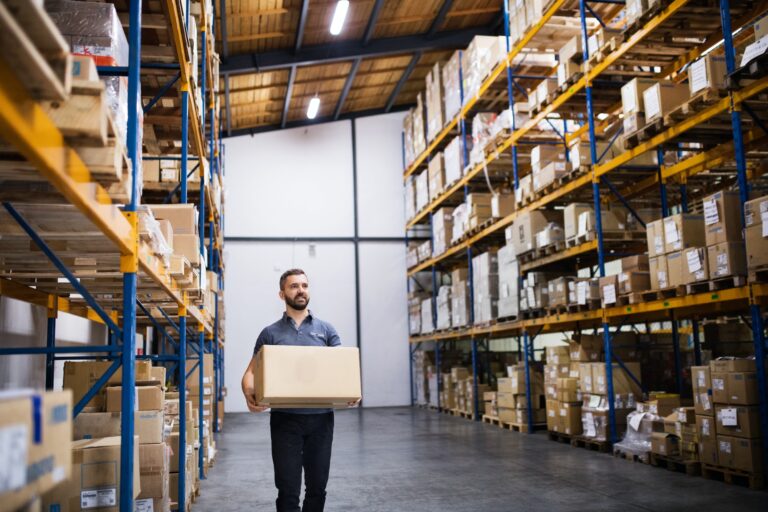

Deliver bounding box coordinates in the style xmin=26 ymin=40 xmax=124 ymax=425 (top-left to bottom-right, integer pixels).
xmin=282 ymin=310 xmax=313 ymax=325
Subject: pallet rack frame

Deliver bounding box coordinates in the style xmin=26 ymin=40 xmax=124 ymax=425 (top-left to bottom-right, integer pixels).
xmin=0 ymin=1 xmax=226 ymax=511
xmin=406 ymin=0 xmax=768 ymax=474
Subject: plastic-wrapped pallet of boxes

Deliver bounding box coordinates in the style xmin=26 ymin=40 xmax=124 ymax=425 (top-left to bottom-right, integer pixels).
xmin=462 ymin=36 xmax=507 ymax=103
xmin=443 ymin=135 xmax=464 ymax=186
xmin=408 ymin=294 xmax=424 ymax=334
xmin=415 ymin=171 xmax=429 ymax=212
xmin=404 ymin=177 xmax=416 ymax=222
xmin=412 ymin=94 xmax=427 ymax=157
xmin=432 ymin=207 xmax=453 ymax=256
xmin=497 ymin=243 xmax=520 ymax=319
xmin=451 ymin=204 xmax=469 ymax=244
xmin=436 ymin=285 xmax=452 ymax=330
xmin=442 ymin=51 xmax=461 ymax=122
xmin=420 ymin=297 xmax=434 ymax=334
xmin=427 ymin=153 xmax=445 ymax=202
xmin=472 ymin=250 xmax=498 ymax=324
xmin=403 ymin=109 xmax=416 ymax=167
xmin=451 ymin=268 xmax=470 ymax=327
xmin=425 ymin=62 xmax=444 ymax=142
xmin=509 ymin=210 xmax=561 ymax=256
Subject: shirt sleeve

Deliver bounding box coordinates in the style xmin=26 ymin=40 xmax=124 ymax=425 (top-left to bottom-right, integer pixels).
xmin=325 ymin=323 xmax=342 ymax=347
xmin=253 ymin=328 xmax=270 ymax=355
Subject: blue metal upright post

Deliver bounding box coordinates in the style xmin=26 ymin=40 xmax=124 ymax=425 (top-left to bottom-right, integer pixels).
xmin=670 ymin=312 xmax=683 ymax=394
xmin=45 ymin=306 xmax=56 ymax=390
xmin=181 ymin=88 xmax=189 ymax=204
xmin=471 ymin=338 xmax=479 ymax=421
xmin=198 ymin=325 xmax=205 ymax=479
xmin=522 ymin=331 xmax=534 ymax=433
xmin=178 ymin=308 xmax=188 ymax=511
xmin=435 ymin=343 xmax=442 ymax=409
xmin=579 ymin=0 xmax=615 ymax=443
xmin=503 ymin=0 xmax=520 ymax=189
xmin=720 ymin=0 xmax=768 ymax=476
xmin=213 ymin=291 xmax=220 ymax=432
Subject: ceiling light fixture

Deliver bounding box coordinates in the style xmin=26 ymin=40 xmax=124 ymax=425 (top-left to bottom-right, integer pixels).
xmin=307 ymin=96 xmax=320 ymax=119
xmin=330 ymin=1 xmax=349 ymax=36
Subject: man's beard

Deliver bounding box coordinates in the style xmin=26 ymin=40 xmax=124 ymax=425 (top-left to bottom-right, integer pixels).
xmin=286 ymin=294 xmax=309 ymax=310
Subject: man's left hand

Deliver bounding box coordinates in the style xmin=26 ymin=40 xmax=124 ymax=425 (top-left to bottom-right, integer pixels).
xmin=347 ymin=398 xmax=361 ymax=408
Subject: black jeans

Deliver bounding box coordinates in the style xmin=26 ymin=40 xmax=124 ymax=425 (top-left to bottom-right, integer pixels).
xmin=270 ymin=411 xmax=334 ymax=512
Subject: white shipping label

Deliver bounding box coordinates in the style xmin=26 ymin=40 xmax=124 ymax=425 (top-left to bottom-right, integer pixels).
xmin=664 ymin=219 xmax=680 ymax=244
xmin=654 ymin=236 xmax=664 ymax=254
xmin=578 ymin=212 xmax=590 ymax=236
xmin=763 ymin=218 xmax=768 ymax=238
xmin=713 ymin=378 xmax=725 ymax=391
xmin=0 ymin=424 xmax=28 ymax=493
xmin=81 ymin=488 xmax=117 ymax=509
xmin=721 ymin=407 xmax=739 ymax=427
xmin=717 ymin=253 xmax=728 ymax=275
xmin=701 ymin=417 xmax=711 ymax=436
xmin=549 ymin=409 xmax=555 ymax=417
xmin=686 ymin=250 xmax=702 ymax=273
xmin=622 ymin=86 xmax=637 ymax=113
xmin=629 ymin=412 xmax=644 ymax=431
xmin=658 ymin=271 xmax=668 ymax=288
xmin=644 ymin=87 xmax=661 ymax=119
xmin=689 ymin=58 xmax=709 ymax=94
xmin=588 ymin=395 xmax=601 ymax=408
xmin=719 ymin=440 xmax=732 ymax=454
xmin=603 ymin=284 xmax=616 ymax=305
xmin=697 ymin=373 xmax=705 ymax=388
xmin=577 ymin=282 xmax=587 ymax=305
xmin=618 ymin=272 xmax=628 ymax=283
xmin=136 ymin=498 xmax=155 ymax=512
xmin=678 ymin=410 xmax=687 ymax=423
xmin=703 ymin=198 xmax=719 ymax=226
xmin=740 ymin=35 xmax=768 ymax=66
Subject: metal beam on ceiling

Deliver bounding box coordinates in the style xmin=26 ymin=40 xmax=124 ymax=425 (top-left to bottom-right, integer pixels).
xmin=281 ymin=66 xmax=297 ymax=129
xmin=224 ymin=104 xmax=412 ymax=138
xmin=221 ymin=26 xmax=492 ymax=74
xmin=363 ymin=0 xmax=386 ymax=46
xmin=385 ymin=51 xmax=421 ymax=112
xmin=295 ymin=0 xmax=310 ymax=53
xmin=428 ymin=0 xmax=454 ymax=37
xmin=334 ymin=59 xmax=361 ymax=120
xmin=219 ymin=0 xmax=228 ymax=58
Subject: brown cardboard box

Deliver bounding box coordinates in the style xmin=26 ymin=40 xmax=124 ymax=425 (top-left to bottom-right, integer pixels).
xmin=63 ymin=361 xmax=152 ymax=409
xmin=619 ymin=255 xmax=649 ymax=272
xmin=546 ymin=400 xmax=559 ymax=431
xmin=744 ymin=195 xmax=768 ymax=269
xmin=703 ymin=191 xmax=743 ymax=246
xmin=558 ymin=402 xmax=583 ymax=436
xmin=646 ymin=394 xmax=681 ymax=417
xmin=621 ymin=77 xmax=657 ymax=115
xmin=143 ymin=159 xmax=160 ymax=182
xmin=254 ymin=345 xmax=362 ymax=407
xmin=563 ymin=203 xmax=593 ymax=240
xmin=138 ymin=442 xmax=169 ymax=499
xmin=579 ymin=363 xmax=594 ymax=393
xmin=511 ymin=210 xmax=562 ymax=255
xmin=545 ymin=346 xmax=570 ymax=365
xmin=666 ymin=251 xmax=684 ymax=287
xmin=682 ymin=247 xmax=709 ymax=283
xmin=157 ymin=220 xmax=173 ymax=250
xmin=689 ymin=54 xmax=728 ymax=94
xmin=699 ymin=439 xmax=719 ymax=465
xmin=663 ymin=214 xmax=706 ymax=254
xmin=497 ymin=391 xmax=515 ymax=409
xmin=42 ymin=436 xmax=140 ymax=512
xmin=173 ymin=233 xmax=201 ymax=266
xmin=186 ymin=354 xmax=215 ymax=395
xmin=570 ymin=336 xmax=602 ymax=362
xmin=649 ymin=255 xmax=669 ymax=289
xmin=711 ymin=358 xmax=756 ymax=373
xmin=105 ymin=386 xmax=165 ymax=412
xmin=73 ymin=410 xmax=164 ymax=445
xmin=149 ymin=204 xmax=198 ymax=235
xmin=727 ymin=372 xmax=759 ymax=405
xmin=651 ymin=432 xmax=680 ymax=456
xmin=427 ymin=155 xmax=445 ymax=202
xmin=717 ymin=435 xmax=765 ymax=472
xmin=2 ymin=390 xmax=72 ymax=512
xmin=643 ymin=81 xmax=690 ymax=121
xmin=599 ymin=275 xmax=618 ymax=308
xmin=150 ymin=366 xmax=167 ymax=386
xmin=707 ymin=242 xmax=747 ymax=279
xmin=711 ymin=372 xmax=728 ymax=404
xmin=556 ymin=378 xmax=580 ymax=403
xmin=647 ymin=219 xmax=665 ymax=257
xmin=617 ymin=271 xmax=650 ymax=294
xmin=715 ymin=405 xmax=761 ymax=438
xmin=492 ymin=193 xmax=515 ymax=218
xmin=692 ymin=366 xmax=714 ymax=415
xmin=592 ymin=362 xmax=642 ymax=397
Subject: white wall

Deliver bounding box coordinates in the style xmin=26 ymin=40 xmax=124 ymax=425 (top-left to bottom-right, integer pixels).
xmin=223 ymin=112 xmax=410 ymax=411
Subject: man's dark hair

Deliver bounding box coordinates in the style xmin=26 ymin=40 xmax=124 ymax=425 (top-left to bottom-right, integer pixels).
xmin=279 ymin=268 xmax=307 ymax=290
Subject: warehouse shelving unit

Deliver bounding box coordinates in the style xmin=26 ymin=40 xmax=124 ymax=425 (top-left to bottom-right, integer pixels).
xmin=406 ymin=0 xmax=768 ymax=474
xmin=0 ymin=1 xmax=225 ymax=511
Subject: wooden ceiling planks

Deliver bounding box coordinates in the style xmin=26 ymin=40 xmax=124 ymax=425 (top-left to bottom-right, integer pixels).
xmin=301 ymin=0 xmax=374 ymax=46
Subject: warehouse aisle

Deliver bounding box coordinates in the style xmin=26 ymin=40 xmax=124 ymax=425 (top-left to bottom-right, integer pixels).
xmin=196 ymin=408 xmax=765 ymax=511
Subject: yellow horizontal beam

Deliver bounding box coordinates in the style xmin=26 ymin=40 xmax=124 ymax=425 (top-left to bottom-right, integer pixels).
xmin=520 ymin=239 xmax=598 ymax=272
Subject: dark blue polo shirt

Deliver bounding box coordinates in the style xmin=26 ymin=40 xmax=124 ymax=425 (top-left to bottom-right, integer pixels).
xmin=254 ymin=311 xmax=341 ymax=414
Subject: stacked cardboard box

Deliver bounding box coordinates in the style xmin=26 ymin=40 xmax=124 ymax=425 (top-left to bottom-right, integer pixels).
xmin=408 ymin=293 xmax=425 ymax=334
xmin=647 ymin=213 xmax=706 ymax=289
xmin=484 ymin=391 xmax=498 ymax=418
xmin=557 ymin=35 xmax=583 ymax=88
xmin=413 ymin=351 xmax=431 ymax=406
xmin=150 ymin=204 xmax=203 ymax=269
xmin=442 ymin=51 xmax=461 ymax=122
xmin=461 ymin=36 xmax=507 ymax=102
xmin=472 ymin=250 xmax=498 ymax=324
xmin=2 ymin=390 xmax=72 ymax=511
xmin=455 ymin=377 xmax=490 ymax=415
xmin=427 ymin=154 xmax=445 ymax=202
xmin=433 ymin=207 xmax=454 ymax=256
xmin=497 ymin=364 xmax=546 ymax=425
xmin=425 ymin=62 xmax=444 ymax=142
xmin=443 ymin=135 xmax=464 ymax=185
xmin=519 ymin=272 xmax=555 ymax=312
xmin=508 ymin=209 xmax=562 ymax=256
xmin=436 ymin=285 xmax=452 ymax=330
xmin=467 ymin=193 xmax=493 ymax=230
xmin=420 ymin=297 xmax=434 ymax=334
xmin=451 ymin=268 xmax=470 ymax=327
xmin=657 ymin=407 xmax=699 ymax=461
xmin=544 ymin=346 xmax=583 ymax=436
xmin=440 ymin=368 xmax=469 ymax=410
xmin=702 ymin=190 xmax=746 ymax=282
xmin=710 ymin=358 xmax=763 ymax=473
xmin=643 ymin=80 xmax=689 ymax=123
xmin=187 ymin=354 xmax=216 ymax=472
xmin=621 ymin=77 xmax=659 ymax=133
xmin=497 ymin=243 xmax=520 ymax=319
xmin=530 ymin=144 xmax=567 ymax=192
xmin=688 ymin=53 xmax=728 ymax=95
xmin=743 ymin=195 xmax=768 ymax=272
xmin=415 ymin=171 xmax=429 ymax=212
xmin=404 ymin=176 xmax=416 ymax=222
xmin=417 ymin=240 xmax=432 ymax=263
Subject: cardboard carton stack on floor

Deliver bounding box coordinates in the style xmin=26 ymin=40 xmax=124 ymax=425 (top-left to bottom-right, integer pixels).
xmin=544 ymin=345 xmax=583 ymax=436
xmin=456 ymin=376 xmax=490 ymax=416
xmin=497 ymin=364 xmax=545 ymax=426
xmin=704 ymin=358 xmax=763 ymax=473
xmin=187 ymin=353 xmax=217 ymax=473
xmin=743 ymin=195 xmax=768 ymax=273
xmin=484 ymin=391 xmax=499 ymax=418
xmin=699 ymin=190 xmax=746 ymax=284
xmin=441 ymin=367 xmax=469 ymax=410
xmin=166 ymin=397 xmax=196 ymax=509
xmin=1 ymin=390 xmax=72 ymax=511
xmin=655 ymin=406 xmax=698 ymax=461
xmin=646 ymin=213 xmax=706 ymax=290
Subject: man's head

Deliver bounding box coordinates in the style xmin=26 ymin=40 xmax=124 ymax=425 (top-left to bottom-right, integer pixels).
xmin=279 ymin=268 xmax=309 ymax=311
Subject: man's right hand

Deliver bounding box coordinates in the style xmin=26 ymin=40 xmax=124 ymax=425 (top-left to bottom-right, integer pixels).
xmin=244 ymin=388 xmax=269 ymax=413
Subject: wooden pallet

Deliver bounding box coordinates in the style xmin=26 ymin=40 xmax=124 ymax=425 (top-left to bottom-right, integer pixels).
xmin=686 ymin=280 xmax=711 ymax=295
xmin=616 ymin=292 xmax=645 ymax=306
xmin=748 ymin=265 xmax=768 ymax=284
xmin=622 ymin=117 xmax=664 ymax=149
xmin=613 ymin=446 xmax=650 ymax=464
xmin=547 ymin=430 xmax=572 ymax=444
xmin=649 ymin=453 xmax=701 ymax=476
xmin=571 ymin=436 xmax=611 ymax=453
xmin=521 ymin=309 xmax=546 ymax=319
xmin=641 ymin=285 xmax=685 ymax=302
xmin=547 ymin=304 xmax=570 ymax=316
xmin=482 ymin=414 xmax=501 ymax=426
xmin=701 ymin=464 xmax=765 ymax=490
xmin=501 ymin=422 xmax=546 ymax=433
xmin=709 ymin=274 xmax=747 ymax=291
xmin=456 ymin=409 xmax=476 ymax=420
xmin=566 ymin=300 xmax=601 ymax=312
xmin=663 ymin=87 xmax=727 ymax=126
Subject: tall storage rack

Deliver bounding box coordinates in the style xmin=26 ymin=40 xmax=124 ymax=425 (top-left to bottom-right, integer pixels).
xmin=406 ymin=0 xmax=768 ymax=473
xmin=0 ymin=1 xmax=225 ymax=511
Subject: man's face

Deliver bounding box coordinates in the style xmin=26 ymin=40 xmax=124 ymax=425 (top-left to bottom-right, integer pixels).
xmin=280 ymin=274 xmax=310 ymax=311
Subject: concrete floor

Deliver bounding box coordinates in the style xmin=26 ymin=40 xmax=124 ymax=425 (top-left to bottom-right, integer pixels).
xmin=195 ymin=407 xmax=765 ymax=511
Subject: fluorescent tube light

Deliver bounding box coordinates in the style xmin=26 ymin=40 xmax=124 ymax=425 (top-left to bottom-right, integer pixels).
xmin=330 ymin=1 xmax=349 ymax=35
xmin=307 ymin=96 xmax=320 ymax=119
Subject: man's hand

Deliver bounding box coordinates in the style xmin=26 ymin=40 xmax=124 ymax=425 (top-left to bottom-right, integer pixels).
xmin=347 ymin=398 xmax=361 ymax=408
xmin=244 ymin=387 xmax=269 ymax=413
